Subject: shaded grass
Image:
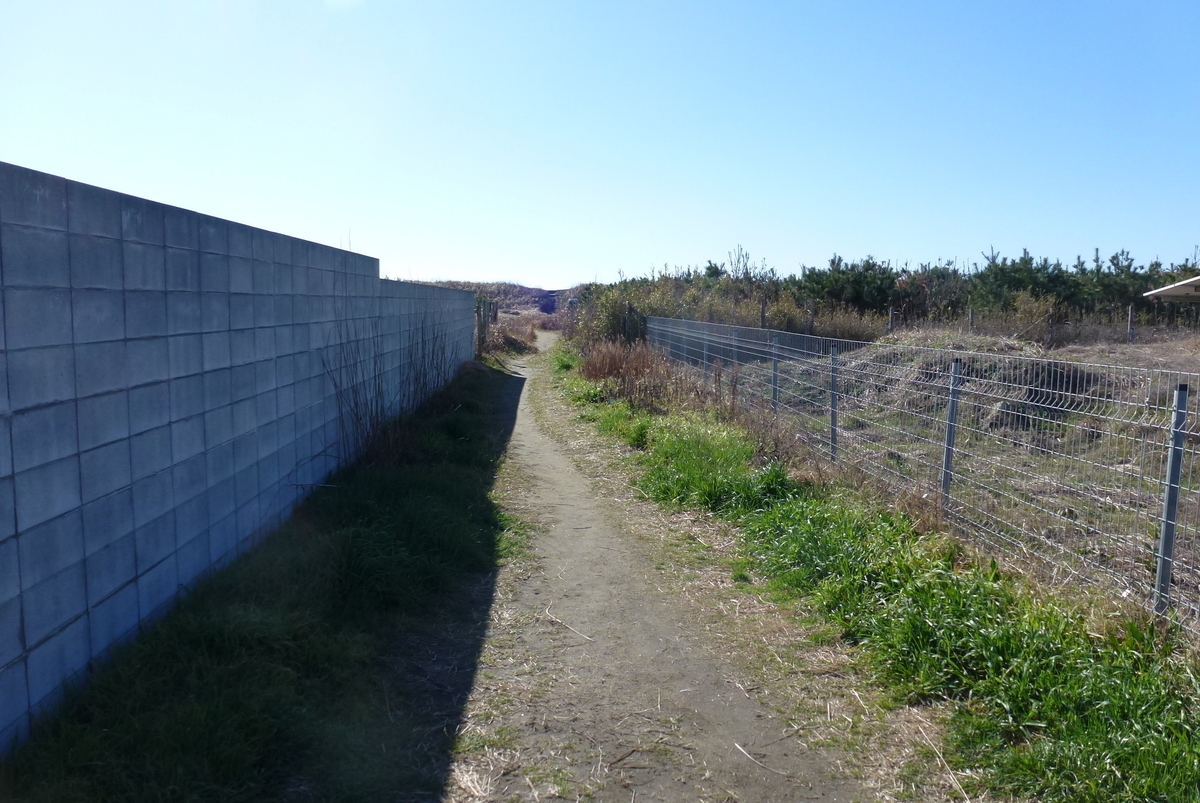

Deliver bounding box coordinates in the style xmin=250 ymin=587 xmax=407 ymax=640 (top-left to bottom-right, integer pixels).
xmin=556 ymin=342 xmax=1200 ymax=803
xmin=0 ymin=362 xmax=521 ymax=802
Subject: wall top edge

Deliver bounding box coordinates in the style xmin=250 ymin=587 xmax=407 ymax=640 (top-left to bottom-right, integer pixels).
xmin=379 ymin=278 xmax=475 ymax=300
xmin=0 ymin=160 xmax=378 ymax=276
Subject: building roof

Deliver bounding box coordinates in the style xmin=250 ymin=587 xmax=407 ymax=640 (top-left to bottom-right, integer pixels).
xmin=1144 ymin=275 xmax=1200 ymax=300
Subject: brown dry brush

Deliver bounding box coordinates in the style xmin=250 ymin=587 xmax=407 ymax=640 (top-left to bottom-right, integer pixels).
xmin=579 ymin=341 xmax=675 ymax=412
xmin=485 ymin=312 xmax=540 ymax=353
xmin=580 ymin=343 xmax=791 ymax=461
xmin=580 ymin=341 xmax=707 ymax=415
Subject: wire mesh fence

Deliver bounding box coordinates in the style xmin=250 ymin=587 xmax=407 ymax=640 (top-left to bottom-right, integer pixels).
xmin=646 ymin=316 xmax=1200 ymax=630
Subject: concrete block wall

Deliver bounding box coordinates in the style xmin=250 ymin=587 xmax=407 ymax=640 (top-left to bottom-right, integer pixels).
xmin=0 ymin=162 xmax=476 ymax=748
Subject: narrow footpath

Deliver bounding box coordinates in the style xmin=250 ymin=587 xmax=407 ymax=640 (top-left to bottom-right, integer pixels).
xmin=444 ymin=339 xmax=865 ymax=802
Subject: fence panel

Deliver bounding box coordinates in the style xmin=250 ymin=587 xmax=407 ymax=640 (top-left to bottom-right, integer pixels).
xmin=647 ymin=316 xmax=1200 ymax=630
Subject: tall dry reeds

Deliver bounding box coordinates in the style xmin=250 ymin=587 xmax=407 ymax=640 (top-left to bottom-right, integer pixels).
xmin=580 ymin=341 xmax=673 ymax=412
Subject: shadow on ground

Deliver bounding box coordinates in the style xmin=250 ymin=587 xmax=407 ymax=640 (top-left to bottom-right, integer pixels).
xmin=376 ymin=362 xmax=526 ymax=802
xmin=0 ymin=361 xmax=527 ymax=803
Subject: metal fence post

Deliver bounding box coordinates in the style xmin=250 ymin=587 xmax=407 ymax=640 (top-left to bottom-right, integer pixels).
xmin=1128 ymin=304 xmax=1135 ymax=344
xmin=771 ymin=333 xmax=780 ymax=411
xmin=940 ymin=358 xmax=963 ymax=513
xmin=1155 ymin=383 xmax=1190 ymax=616
xmin=830 ymin=344 xmax=838 ymax=462
xmin=732 ymin=330 xmax=739 ymax=367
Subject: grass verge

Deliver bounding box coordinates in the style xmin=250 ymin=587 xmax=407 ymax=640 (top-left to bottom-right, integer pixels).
xmin=554 ymin=340 xmax=1200 ymax=803
xmin=0 ymin=361 xmax=525 ymax=802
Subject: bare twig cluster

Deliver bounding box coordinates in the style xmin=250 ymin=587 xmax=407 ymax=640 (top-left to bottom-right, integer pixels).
xmin=323 ymin=293 xmax=456 ymax=467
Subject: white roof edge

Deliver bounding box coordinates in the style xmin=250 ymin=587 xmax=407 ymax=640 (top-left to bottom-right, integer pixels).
xmin=1143 ymin=275 xmax=1200 ymax=298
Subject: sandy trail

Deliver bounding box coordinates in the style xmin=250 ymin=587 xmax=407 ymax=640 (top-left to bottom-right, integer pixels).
xmin=465 ymin=340 xmax=862 ymax=802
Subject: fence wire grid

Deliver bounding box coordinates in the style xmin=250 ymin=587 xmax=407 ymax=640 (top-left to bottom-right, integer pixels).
xmin=647 ymin=316 xmax=1200 ymax=630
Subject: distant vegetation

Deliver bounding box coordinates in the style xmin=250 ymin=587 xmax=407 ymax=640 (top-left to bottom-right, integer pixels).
xmin=787 ymin=247 xmax=1198 ymax=320
xmin=571 ymin=246 xmax=1200 ymax=344
xmin=432 ymin=281 xmax=559 ymax=314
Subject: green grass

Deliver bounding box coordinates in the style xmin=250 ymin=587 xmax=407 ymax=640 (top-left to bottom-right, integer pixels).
xmin=556 ymin=346 xmax=1200 ymax=803
xmin=0 ymin=362 xmax=523 ymax=802
xmin=633 ymin=416 xmax=793 ymax=516
xmin=550 ymin=349 xmax=580 ymax=375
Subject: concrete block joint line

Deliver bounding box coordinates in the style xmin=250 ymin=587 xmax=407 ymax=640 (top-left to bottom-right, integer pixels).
xmin=0 ymin=161 xmax=478 ymax=751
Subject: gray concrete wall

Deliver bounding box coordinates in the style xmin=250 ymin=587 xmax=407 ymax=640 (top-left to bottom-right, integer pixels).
xmin=0 ymin=162 xmax=476 ymax=748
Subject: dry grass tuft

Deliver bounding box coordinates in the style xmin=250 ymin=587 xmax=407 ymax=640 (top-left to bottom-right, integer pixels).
xmin=578 ymin=340 xmax=629 ymax=381
xmin=580 ymin=341 xmax=674 ymax=411
xmin=484 ymin=312 xmax=550 ymax=354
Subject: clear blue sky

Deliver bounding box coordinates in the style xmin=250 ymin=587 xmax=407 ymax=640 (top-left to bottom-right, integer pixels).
xmin=2 ymin=1 xmax=1196 ymax=289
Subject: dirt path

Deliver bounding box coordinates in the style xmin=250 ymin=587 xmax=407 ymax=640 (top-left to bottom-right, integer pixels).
xmin=446 ymin=339 xmax=866 ymax=802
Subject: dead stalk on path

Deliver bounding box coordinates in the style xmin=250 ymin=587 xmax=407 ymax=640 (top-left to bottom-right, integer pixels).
xmin=733 ymin=743 xmax=791 ymax=778
xmin=544 ymin=605 xmax=594 ymax=641
xmin=917 ymin=725 xmax=971 ymax=803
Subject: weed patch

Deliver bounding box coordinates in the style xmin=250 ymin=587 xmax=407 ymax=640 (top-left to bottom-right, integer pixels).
xmin=635 ymin=417 xmax=794 ymax=517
